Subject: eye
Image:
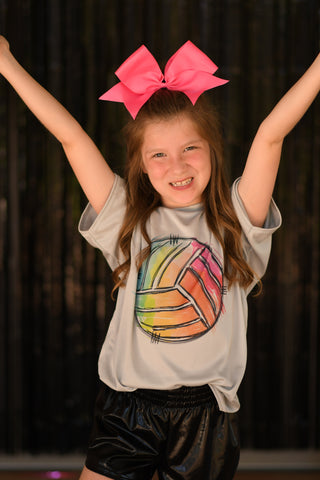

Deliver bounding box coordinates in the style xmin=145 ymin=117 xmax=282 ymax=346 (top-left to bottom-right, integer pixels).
xmin=184 ymin=145 xmax=198 ymax=152
xmin=152 ymin=152 xmax=166 ymax=158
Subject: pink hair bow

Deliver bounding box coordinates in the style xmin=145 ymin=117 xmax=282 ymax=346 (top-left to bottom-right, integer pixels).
xmin=99 ymin=41 xmax=228 ymax=118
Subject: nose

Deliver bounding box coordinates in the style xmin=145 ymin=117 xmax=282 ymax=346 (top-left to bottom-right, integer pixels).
xmin=169 ymin=153 xmax=186 ymax=174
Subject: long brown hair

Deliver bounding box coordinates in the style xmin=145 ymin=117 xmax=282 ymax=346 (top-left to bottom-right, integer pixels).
xmin=112 ymin=89 xmax=256 ymax=295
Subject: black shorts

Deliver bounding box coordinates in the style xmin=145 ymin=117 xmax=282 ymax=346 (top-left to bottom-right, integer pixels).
xmin=85 ymin=383 xmax=240 ymax=480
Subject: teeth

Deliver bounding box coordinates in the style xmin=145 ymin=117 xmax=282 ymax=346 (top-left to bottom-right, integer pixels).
xmin=171 ymin=178 xmax=193 ymax=187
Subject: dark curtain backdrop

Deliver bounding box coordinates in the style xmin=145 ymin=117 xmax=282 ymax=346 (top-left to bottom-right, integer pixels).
xmin=0 ymin=0 xmax=319 ymax=454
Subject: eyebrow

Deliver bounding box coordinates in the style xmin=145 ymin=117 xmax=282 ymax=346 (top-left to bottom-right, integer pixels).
xmin=143 ymin=138 xmax=205 ymax=155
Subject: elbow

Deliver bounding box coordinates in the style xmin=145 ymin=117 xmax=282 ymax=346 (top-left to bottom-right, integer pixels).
xmin=257 ymin=119 xmax=284 ymax=147
xmin=60 ymin=122 xmax=85 ymax=150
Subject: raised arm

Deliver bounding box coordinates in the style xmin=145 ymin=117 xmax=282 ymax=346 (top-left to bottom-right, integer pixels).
xmin=0 ymin=36 xmax=114 ymax=213
xmin=238 ymin=52 xmax=320 ymax=226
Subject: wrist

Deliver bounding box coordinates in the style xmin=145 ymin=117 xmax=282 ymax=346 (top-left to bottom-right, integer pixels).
xmin=0 ymin=48 xmax=21 ymax=80
xmin=0 ymin=37 xmax=15 ymax=76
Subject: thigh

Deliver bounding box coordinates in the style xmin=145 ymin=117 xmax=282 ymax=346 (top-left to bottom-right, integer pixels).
xmin=162 ymin=403 xmax=240 ymax=480
xmin=79 ymin=465 xmax=113 ymax=480
xmin=85 ymin=384 xmax=162 ymax=480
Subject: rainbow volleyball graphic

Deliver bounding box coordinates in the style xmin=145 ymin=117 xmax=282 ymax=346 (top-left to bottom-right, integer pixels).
xmin=135 ymin=237 xmax=224 ymax=343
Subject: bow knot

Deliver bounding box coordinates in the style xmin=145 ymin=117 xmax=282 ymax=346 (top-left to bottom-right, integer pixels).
xmin=100 ymin=41 xmax=228 ymax=118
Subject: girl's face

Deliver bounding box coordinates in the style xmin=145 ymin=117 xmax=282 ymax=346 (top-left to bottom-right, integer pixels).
xmin=141 ymin=115 xmax=211 ymax=208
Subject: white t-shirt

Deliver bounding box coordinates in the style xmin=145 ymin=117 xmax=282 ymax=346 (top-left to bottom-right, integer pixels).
xmin=79 ymin=174 xmax=281 ymax=412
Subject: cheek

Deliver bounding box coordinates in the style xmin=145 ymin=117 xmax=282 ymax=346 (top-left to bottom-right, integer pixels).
xmin=202 ymin=154 xmax=212 ymax=175
xmin=206 ymin=162 xmax=212 ymax=179
xmin=145 ymin=163 xmax=166 ymax=181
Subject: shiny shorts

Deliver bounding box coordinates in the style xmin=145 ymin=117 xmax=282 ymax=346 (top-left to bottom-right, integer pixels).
xmin=85 ymin=383 xmax=240 ymax=480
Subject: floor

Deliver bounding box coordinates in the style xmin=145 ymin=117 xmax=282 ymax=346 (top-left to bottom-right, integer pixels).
xmin=0 ymin=471 xmax=320 ymax=480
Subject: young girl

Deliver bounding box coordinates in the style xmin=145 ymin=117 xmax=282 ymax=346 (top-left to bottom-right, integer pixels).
xmin=1 ymin=36 xmax=319 ymax=480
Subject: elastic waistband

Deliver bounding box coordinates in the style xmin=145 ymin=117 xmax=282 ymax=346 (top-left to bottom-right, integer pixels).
xmin=133 ymin=385 xmax=217 ymax=408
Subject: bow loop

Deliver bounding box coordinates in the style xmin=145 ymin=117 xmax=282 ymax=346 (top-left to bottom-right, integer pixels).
xmin=100 ymin=41 xmax=228 ymax=118
xmin=116 ymin=45 xmax=164 ymax=94
xmin=164 ymin=41 xmax=219 ymax=80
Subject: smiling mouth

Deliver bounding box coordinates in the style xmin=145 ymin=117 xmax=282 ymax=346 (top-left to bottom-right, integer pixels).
xmin=170 ymin=177 xmax=193 ymax=187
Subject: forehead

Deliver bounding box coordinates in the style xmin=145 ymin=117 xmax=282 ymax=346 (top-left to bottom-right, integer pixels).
xmin=141 ymin=114 xmax=201 ymax=149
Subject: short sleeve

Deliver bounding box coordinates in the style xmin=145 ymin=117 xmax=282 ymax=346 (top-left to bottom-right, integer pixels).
xmin=231 ymin=178 xmax=282 ymax=289
xmin=78 ymin=174 xmax=126 ymax=270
